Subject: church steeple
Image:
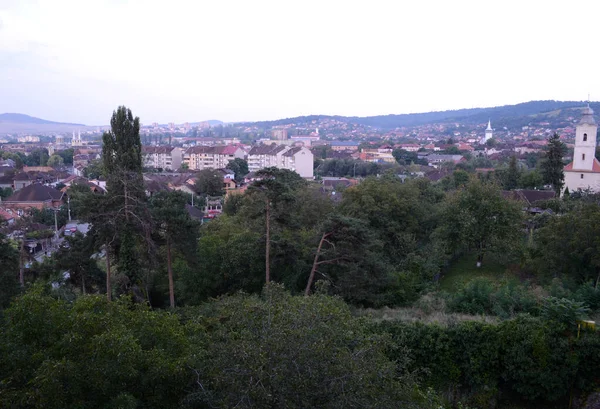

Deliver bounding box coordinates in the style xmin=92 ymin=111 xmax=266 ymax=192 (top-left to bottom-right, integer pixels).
xmin=486 ymin=119 xmax=492 ymax=131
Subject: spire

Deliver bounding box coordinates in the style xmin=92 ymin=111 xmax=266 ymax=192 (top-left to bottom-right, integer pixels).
xmin=486 ymin=119 xmax=492 ymax=131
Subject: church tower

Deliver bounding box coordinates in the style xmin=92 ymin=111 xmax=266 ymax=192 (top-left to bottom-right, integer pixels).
xmin=572 ymin=105 xmax=597 ymax=170
xmin=481 ymin=120 xmax=493 ymax=144
xmin=563 ymin=105 xmax=600 ymax=194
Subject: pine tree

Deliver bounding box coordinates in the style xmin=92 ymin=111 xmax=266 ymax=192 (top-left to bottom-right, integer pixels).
xmin=541 ymin=133 xmax=567 ymax=195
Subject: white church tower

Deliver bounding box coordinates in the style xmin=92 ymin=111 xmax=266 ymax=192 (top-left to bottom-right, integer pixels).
xmin=563 ymin=105 xmax=600 ymax=193
xmin=481 ymin=120 xmax=493 ymax=144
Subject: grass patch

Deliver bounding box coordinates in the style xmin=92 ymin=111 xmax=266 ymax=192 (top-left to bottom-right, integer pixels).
xmin=439 ymin=253 xmax=511 ymax=293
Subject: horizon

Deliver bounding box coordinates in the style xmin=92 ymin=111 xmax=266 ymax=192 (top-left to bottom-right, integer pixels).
xmin=1 ymin=98 xmax=593 ymax=127
xmin=2 ymin=1 xmax=600 ymax=125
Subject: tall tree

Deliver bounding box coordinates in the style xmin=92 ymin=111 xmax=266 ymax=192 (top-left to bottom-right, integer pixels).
xmin=150 ymin=190 xmax=199 ymax=308
xmin=249 ymin=168 xmax=306 ymax=283
xmin=100 ymin=106 xmax=151 ymax=296
xmin=541 ymin=133 xmax=567 ymax=195
xmin=47 ymin=154 xmax=64 ymax=168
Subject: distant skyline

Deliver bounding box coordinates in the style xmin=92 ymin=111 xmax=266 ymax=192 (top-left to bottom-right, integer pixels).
xmin=1 ymin=0 xmax=600 ymax=125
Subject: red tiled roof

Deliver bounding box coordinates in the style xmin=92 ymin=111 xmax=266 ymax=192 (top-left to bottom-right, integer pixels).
xmin=564 ymin=158 xmax=600 ymax=172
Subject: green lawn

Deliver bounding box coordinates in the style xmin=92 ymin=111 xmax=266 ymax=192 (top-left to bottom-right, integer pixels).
xmin=439 ymin=253 xmax=511 ymax=293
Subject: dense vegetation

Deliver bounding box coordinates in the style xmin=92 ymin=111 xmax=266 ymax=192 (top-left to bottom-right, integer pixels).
xmin=1 ymin=106 xmax=600 ymax=408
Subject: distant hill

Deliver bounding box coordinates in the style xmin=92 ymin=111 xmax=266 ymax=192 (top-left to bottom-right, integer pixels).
xmin=237 ymin=100 xmax=592 ymax=130
xmin=0 ymin=113 xmax=87 ymax=134
xmin=0 ymin=113 xmax=84 ymax=126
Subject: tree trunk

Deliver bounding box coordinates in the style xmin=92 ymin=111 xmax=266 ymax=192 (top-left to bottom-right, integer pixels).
xmin=305 ymin=232 xmax=329 ymax=296
xmin=105 ymin=244 xmax=112 ymax=302
xmin=19 ymin=239 xmax=25 ymax=287
xmin=167 ymin=236 xmax=175 ymax=308
xmin=81 ymin=269 xmax=86 ymax=295
xmin=265 ymin=198 xmax=270 ymax=284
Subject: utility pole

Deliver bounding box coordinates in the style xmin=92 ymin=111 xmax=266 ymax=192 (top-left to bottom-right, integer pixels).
xmin=67 ymin=195 xmax=71 ymax=221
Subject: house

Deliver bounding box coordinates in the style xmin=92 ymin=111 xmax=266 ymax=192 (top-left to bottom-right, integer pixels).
xmin=13 ymin=172 xmax=33 ymax=191
xmin=185 ymin=145 xmax=245 ymax=171
xmin=503 ymin=190 xmax=556 ymax=214
xmin=425 ymin=154 xmax=465 ymax=167
xmin=2 ymin=183 xmax=64 ymax=210
xmin=223 ymin=178 xmax=236 ymax=190
xmin=248 ymin=144 xmax=314 ymax=178
xmin=142 ymin=146 xmax=183 ymax=170
xmin=330 ymin=141 xmax=360 ymax=151
xmin=398 ymin=143 xmax=420 ymax=152
xmin=0 ymin=208 xmax=17 ymax=225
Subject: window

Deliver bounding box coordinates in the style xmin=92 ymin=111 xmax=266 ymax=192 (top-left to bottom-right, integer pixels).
xmin=584 ymin=133 xmax=588 ymax=141
xmin=581 ymin=174 xmax=585 ymax=179
xmin=583 ymin=153 xmax=586 ymax=160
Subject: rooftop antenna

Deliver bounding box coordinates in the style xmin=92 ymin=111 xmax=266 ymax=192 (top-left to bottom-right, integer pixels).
xmin=587 ymin=93 xmax=591 ymax=107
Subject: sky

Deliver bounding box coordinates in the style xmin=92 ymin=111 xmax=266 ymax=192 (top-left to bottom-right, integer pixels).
xmin=1 ymin=0 xmax=599 ymax=125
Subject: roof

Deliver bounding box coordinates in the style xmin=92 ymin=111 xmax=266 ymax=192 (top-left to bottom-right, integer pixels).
xmin=185 ymin=204 xmax=203 ymax=220
xmin=503 ymin=189 xmax=555 ymax=205
xmin=330 ymin=141 xmax=359 ymax=146
xmin=248 ymin=144 xmax=288 ymax=156
xmin=186 ymin=145 xmax=239 ymax=155
xmin=564 ymin=158 xmax=600 ymax=172
xmin=4 ymin=183 xmax=64 ymax=203
xmin=142 ymin=146 xmax=175 ymax=154
xmin=13 ymin=172 xmax=30 ymax=181
xmin=579 ymin=106 xmax=596 ymax=126
xmin=282 ymin=146 xmax=304 ymax=157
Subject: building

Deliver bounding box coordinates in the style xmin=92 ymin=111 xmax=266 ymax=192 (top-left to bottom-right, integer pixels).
xmin=2 ymin=183 xmax=64 ymax=210
xmin=17 ymin=135 xmax=41 ymax=143
xmin=185 ymin=145 xmax=245 ymax=171
xmin=564 ymin=106 xmax=600 ymax=193
xmin=142 ymin=146 xmax=183 ymax=170
xmin=480 ymin=120 xmax=493 ymax=145
xmin=71 ymin=130 xmax=83 ymax=147
xmin=272 ymin=129 xmax=288 ymax=141
xmin=247 ymin=144 xmax=314 ymax=178
xmin=330 ymin=141 xmax=360 ymax=151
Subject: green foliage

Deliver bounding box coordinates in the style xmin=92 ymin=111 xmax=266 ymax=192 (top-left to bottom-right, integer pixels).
xmin=377 ymin=314 xmax=600 ymax=406
xmin=184 ymin=284 xmax=424 ymax=409
xmin=47 ymin=154 xmax=64 ymax=168
xmin=393 ymin=149 xmax=428 ymax=166
xmin=194 ymin=168 xmax=224 ymax=196
xmin=531 ymin=203 xmax=600 ymax=283
xmin=540 ymin=296 xmax=590 ymax=329
xmin=435 ymin=178 xmax=523 ymax=266
xmin=0 ymin=234 xmax=20 ymax=309
xmin=447 ymin=277 xmax=537 ymax=318
xmin=83 ymin=159 xmax=105 ymax=179
xmin=540 ymin=132 xmax=567 ymax=195
xmin=0 ymin=186 xmax=13 ymax=200
xmin=225 ymin=157 xmax=249 ymax=183
xmin=24 ymin=148 xmax=49 ymax=166
xmin=0 ymin=288 xmax=191 ymax=408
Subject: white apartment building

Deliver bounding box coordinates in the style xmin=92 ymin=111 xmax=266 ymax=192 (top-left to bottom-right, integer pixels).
xmin=248 ymin=144 xmax=314 ymax=178
xmin=142 ymin=146 xmax=183 ymax=170
xmin=185 ymin=145 xmax=245 ymax=171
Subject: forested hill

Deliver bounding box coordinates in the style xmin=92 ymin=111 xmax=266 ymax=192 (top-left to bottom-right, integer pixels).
xmin=238 ymin=100 xmax=592 ymax=129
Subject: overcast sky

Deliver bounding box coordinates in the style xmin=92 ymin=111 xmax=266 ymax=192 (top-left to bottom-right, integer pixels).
xmin=0 ymin=0 xmax=598 ymax=125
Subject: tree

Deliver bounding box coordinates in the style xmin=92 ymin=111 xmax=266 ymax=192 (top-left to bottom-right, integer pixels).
xmin=436 ymin=178 xmax=523 ymax=267
xmin=150 ymin=191 xmax=199 ymax=308
xmin=187 ymin=285 xmax=423 ymax=408
xmin=195 ymin=169 xmax=224 ymax=197
xmin=57 ymin=148 xmax=74 ymax=165
xmin=47 ymin=154 xmax=64 ymax=168
xmin=505 ymin=155 xmax=520 ymax=190
xmin=250 ymin=168 xmax=306 ymax=283
xmin=541 ymin=133 xmax=567 ymax=195
xmin=0 ymin=233 xmax=20 ymax=309
xmin=83 ymin=159 xmax=105 ymax=179
xmin=226 ymin=158 xmax=249 ymax=183
xmin=98 ymin=106 xmax=151 ymax=298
